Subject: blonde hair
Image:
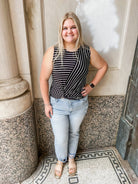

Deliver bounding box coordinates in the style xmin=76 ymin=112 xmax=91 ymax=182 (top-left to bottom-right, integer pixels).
xmin=55 ymin=12 xmax=84 ymax=61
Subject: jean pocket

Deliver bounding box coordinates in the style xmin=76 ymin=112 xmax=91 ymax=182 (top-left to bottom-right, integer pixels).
xmin=81 ymin=95 xmax=88 ymax=102
xmin=50 ymin=96 xmax=59 ymax=105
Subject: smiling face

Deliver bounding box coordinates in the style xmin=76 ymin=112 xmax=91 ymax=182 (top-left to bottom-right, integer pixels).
xmin=62 ymin=18 xmax=79 ymax=45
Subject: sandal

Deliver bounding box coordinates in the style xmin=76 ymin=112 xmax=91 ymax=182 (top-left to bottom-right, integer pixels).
xmin=54 ymin=161 xmax=63 ymax=179
xmin=68 ymin=158 xmax=77 ymax=176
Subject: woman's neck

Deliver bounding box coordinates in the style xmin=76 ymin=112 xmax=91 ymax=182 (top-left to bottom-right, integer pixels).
xmin=64 ymin=43 xmax=79 ymax=52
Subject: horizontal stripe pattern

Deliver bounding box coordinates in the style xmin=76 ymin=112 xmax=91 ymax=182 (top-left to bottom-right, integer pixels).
xmin=50 ymin=45 xmax=90 ymax=100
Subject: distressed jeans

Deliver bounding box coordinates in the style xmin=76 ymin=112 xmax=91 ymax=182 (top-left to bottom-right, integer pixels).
xmin=50 ymin=96 xmax=88 ymax=163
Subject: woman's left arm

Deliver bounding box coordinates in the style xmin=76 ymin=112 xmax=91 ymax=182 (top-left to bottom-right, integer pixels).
xmin=81 ymin=47 xmax=108 ymax=96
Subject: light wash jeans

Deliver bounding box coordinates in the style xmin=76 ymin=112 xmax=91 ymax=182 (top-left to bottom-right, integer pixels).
xmin=50 ymin=96 xmax=88 ymax=163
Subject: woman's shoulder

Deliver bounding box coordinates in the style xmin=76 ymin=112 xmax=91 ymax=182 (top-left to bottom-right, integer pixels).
xmin=89 ymin=46 xmax=99 ymax=56
xmin=47 ymin=44 xmax=60 ymax=54
xmin=43 ymin=46 xmax=55 ymax=61
xmin=83 ymin=45 xmax=99 ymax=56
xmin=47 ymin=45 xmax=54 ymax=53
xmin=81 ymin=44 xmax=91 ymax=54
xmin=81 ymin=44 xmax=91 ymax=52
xmin=44 ymin=45 xmax=55 ymax=57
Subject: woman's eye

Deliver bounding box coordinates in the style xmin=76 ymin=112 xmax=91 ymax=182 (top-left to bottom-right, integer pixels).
xmin=62 ymin=26 xmax=76 ymax=30
xmin=63 ymin=27 xmax=67 ymax=30
xmin=71 ymin=26 xmax=76 ymax=29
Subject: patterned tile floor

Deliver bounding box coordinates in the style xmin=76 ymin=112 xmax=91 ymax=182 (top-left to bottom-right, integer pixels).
xmin=22 ymin=147 xmax=138 ymax=184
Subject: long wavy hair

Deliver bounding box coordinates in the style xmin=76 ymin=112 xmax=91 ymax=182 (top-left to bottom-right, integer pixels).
xmin=55 ymin=12 xmax=84 ymax=61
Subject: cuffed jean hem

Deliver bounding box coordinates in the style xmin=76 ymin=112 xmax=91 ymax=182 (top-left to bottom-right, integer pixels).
xmin=58 ymin=157 xmax=68 ymax=163
xmin=68 ymin=153 xmax=76 ymax=159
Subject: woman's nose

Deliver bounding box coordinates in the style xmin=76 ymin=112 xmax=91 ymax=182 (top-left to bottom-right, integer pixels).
xmin=67 ymin=28 xmax=72 ymax=33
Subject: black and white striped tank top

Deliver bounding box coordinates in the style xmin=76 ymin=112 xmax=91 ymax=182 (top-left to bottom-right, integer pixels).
xmin=50 ymin=45 xmax=90 ymax=100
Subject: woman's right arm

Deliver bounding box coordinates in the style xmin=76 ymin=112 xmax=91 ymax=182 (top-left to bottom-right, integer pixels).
xmin=40 ymin=46 xmax=54 ymax=119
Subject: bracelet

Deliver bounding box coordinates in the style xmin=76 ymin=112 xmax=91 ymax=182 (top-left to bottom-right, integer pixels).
xmin=44 ymin=103 xmax=51 ymax=107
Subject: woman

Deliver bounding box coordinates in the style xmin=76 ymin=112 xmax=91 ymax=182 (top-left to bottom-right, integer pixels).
xmin=40 ymin=12 xmax=108 ymax=179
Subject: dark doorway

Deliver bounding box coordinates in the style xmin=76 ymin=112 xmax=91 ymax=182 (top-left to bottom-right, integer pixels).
xmin=116 ymin=38 xmax=138 ymax=176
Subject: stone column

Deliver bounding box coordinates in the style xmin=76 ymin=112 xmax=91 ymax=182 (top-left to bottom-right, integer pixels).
xmin=0 ymin=1 xmax=38 ymax=183
xmin=0 ymin=0 xmax=30 ymax=117
xmin=24 ymin=0 xmax=44 ymax=98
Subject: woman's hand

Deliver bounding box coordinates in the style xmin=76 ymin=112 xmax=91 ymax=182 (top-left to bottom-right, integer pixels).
xmin=81 ymin=84 xmax=93 ymax=97
xmin=45 ymin=104 xmax=53 ymax=119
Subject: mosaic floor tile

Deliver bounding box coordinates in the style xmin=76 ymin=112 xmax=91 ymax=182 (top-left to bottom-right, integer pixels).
xmin=22 ymin=147 xmax=132 ymax=184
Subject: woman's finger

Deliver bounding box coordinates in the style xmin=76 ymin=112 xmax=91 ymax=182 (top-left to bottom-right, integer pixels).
xmin=45 ymin=106 xmax=53 ymax=119
xmin=46 ymin=111 xmax=50 ymax=119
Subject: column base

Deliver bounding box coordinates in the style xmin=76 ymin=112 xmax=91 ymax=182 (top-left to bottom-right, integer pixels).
xmin=0 ymin=91 xmax=32 ymax=118
xmin=0 ymin=105 xmax=38 ymax=184
xmin=0 ymin=77 xmax=29 ymax=100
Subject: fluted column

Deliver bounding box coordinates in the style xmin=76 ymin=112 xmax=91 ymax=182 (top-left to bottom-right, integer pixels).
xmin=0 ymin=1 xmax=38 ymax=183
xmin=24 ymin=0 xmax=44 ymax=98
xmin=0 ymin=0 xmax=30 ymax=118
xmin=0 ymin=0 xmax=18 ymax=80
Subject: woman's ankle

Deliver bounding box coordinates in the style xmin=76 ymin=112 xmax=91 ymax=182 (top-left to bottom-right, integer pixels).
xmin=57 ymin=160 xmax=63 ymax=165
xmin=69 ymin=157 xmax=75 ymax=162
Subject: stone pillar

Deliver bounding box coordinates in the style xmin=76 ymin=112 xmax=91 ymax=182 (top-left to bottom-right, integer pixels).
xmin=24 ymin=0 xmax=44 ymax=98
xmin=0 ymin=1 xmax=38 ymax=183
xmin=0 ymin=0 xmax=29 ymax=117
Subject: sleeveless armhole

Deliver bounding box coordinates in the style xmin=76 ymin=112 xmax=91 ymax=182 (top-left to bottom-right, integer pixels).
xmin=53 ymin=46 xmax=59 ymax=62
xmin=83 ymin=44 xmax=91 ymax=62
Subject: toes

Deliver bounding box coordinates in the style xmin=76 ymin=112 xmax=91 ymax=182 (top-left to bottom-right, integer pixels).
xmin=69 ymin=170 xmax=74 ymax=174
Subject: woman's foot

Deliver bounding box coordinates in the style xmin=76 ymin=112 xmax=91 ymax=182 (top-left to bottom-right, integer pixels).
xmin=54 ymin=161 xmax=63 ymax=179
xmin=68 ymin=158 xmax=77 ymax=176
